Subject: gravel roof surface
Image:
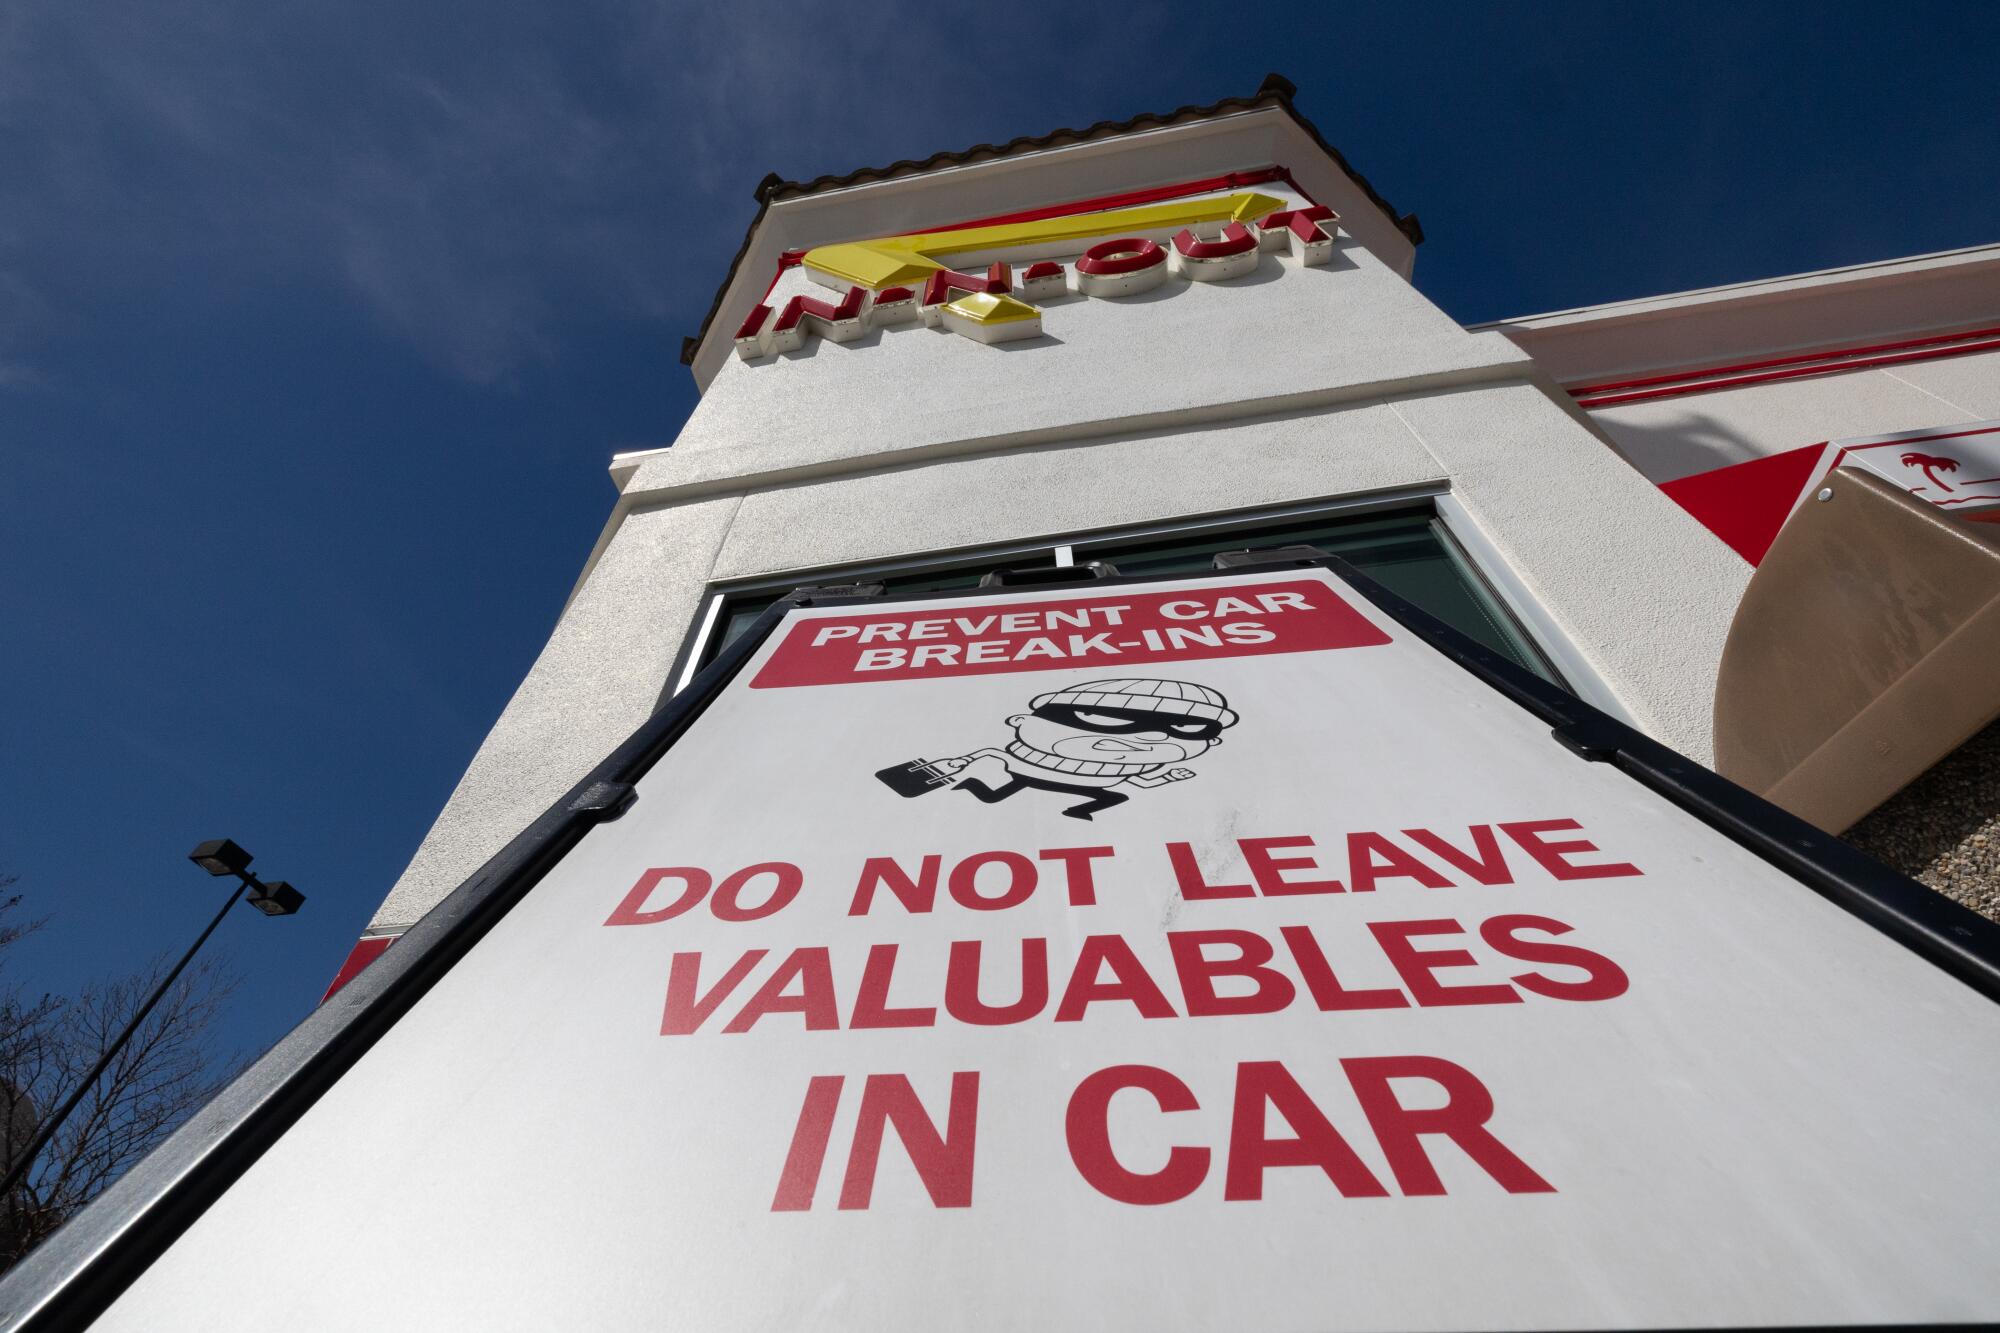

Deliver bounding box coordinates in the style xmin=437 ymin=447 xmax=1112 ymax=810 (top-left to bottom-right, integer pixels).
xmin=1844 ymin=718 xmax=2000 ymax=922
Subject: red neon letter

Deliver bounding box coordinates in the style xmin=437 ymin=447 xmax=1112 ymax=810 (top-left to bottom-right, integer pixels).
xmin=1172 ymin=222 xmax=1257 ymax=259
xmin=1076 ymin=237 xmax=1165 ymax=275
xmin=919 ymin=262 xmax=1011 ymax=307
xmin=772 ymin=284 xmax=864 ymax=336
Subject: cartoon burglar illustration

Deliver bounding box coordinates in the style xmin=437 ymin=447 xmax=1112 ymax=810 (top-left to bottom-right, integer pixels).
xmin=876 ymin=678 xmax=1238 ymax=820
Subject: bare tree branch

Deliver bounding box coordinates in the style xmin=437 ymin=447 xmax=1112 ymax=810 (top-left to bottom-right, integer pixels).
xmin=0 ymin=885 xmax=242 ymax=1271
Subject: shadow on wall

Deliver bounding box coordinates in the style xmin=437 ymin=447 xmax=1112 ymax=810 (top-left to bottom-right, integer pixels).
xmin=1591 ymin=407 xmax=1785 ymax=485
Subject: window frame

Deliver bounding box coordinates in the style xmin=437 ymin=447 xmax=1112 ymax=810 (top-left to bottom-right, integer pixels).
xmin=663 ymin=485 xmax=1623 ymax=720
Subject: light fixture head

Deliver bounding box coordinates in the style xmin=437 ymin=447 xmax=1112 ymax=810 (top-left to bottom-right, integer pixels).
xmin=247 ymin=880 xmax=304 ymax=917
xmin=188 ymin=839 xmax=253 ymax=878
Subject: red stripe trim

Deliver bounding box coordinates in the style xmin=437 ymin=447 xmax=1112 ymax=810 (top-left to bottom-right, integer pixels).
xmin=1570 ymin=323 xmax=2000 ymax=397
xmin=1576 ymin=335 xmax=2000 ymax=409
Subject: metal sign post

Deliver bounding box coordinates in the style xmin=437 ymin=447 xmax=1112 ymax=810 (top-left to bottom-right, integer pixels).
xmin=7 ymin=556 xmax=1999 ymax=1331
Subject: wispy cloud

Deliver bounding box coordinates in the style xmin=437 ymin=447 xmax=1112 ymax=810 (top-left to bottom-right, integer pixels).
xmin=0 ymin=2 xmax=1173 ymax=386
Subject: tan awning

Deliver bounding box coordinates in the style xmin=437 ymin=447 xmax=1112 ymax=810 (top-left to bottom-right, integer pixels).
xmin=1714 ymin=466 xmax=2000 ymax=832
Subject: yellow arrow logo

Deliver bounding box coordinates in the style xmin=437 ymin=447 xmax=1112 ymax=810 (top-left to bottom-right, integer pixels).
xmin=804 ymin=191 xmax=1290 ymax=289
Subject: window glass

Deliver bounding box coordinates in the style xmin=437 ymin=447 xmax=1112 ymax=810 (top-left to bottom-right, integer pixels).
xmin=696 ymin=507 xmax=1560 ymax=685
xmin=711 ymin=565 xmax=990 ymax=658
xmin=1082 ymin=512 xmax=1551 ymax=677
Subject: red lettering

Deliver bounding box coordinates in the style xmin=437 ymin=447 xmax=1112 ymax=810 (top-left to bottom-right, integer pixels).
xmin=722 ymin=947 xmax=840 ymax=1033
xmin=1240 ymin=835 xmax=1342 ymax=896
xmin=1172 ymin=221 xmax=1258 ymax=259
xmin=1168 ymin=930 xmax=1297 ymax=1017
xmin=712 ymin=862 xmax=803 ymax=922
xmin=1280 ymin=925 xmax=1408 ymax=1011
xmin=1498 ymin=819 xmax=1641 ymax=880
xmin=1479 ymin=914 xmax=1629 ymax=1001
xmin=1261 ymin=204 xmax=1338 ymax=242
xmin=851 ymin=944 xmax=937 ymax=1029
xmin=1038 ymin=845 xmax=1115 ymax=907
xmin=660 ymin=949 xmax=767 ymax=1036
xmin=949 ymin=850 xmax=1037 ymax=911
xmin=943 ymin=938 xmax=1049 ymax=1025
xmin=850 ymin=855 xmax=940 ymax=915
xmin=734 ymin=303 xmax=771 ymax=343
xmin=1066 ymin=1065 xmax=1208 ymax=1205
xmin=1167 ymin=840 xmax=1253 ymax=900
xmin=920 ymin=262 xmax=1011 ymax=307
xmin=1056 ymin=935 xmax=1178 ymax=1021
xmin=772 ymin=284 xmax=864 ymax=335
xmin=1367 ymin=919 xmax=1520 ymax=1007
xmin=1346 ymin=832 xmax=1451 ymax=892
xmin=770 ymin=1075 xmax=843 ymax=1211
xmin=1225 ymin=1061 xmax=1388 ymax=1201
xmin=1076 ymin=237 xmax=1165 ymax=275
xmin=605 ymin=867 xmax=708 ymax=925
xmin=1341 ymin=1056 xmax=1554 ymax=1195
xmin=839 ymin=1072 xmax=979 ymax=1209
xmin=1402 ymin=825 xmax=1515 ymax=885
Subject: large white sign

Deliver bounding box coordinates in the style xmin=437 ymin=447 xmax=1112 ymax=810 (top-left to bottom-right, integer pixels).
xmin=95 ymin=569 xmax=2000 ymax=1330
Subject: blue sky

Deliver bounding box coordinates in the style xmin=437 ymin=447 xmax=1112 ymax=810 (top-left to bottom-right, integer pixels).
xmin=4 ymin=2 xmax=1998 ymax=1067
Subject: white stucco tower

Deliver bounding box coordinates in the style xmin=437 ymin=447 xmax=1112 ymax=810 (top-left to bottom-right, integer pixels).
xmin=361 ymin=77 xmax=1752 ymax=945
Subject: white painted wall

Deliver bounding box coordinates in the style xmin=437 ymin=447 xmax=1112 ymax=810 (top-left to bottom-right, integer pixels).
xmin=369 ymin=114 xmax=1752 ymax=934
xmin=375 ymin=496 xmax=740 ymax=927
xmin=1484 ymin=243 xmax=2000 ymax=388
xmin=1483 ymin=244 xmax=2000 ymax=483
xmin=1590 ymin=349 xmax=2000 ymax=483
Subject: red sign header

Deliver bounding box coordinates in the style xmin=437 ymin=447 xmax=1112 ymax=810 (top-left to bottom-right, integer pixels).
xmin=750 ymin=579 xmax=1391 ymax=688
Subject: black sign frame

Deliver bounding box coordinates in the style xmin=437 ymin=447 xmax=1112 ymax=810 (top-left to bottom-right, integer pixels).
xmin=3 ymin=551 xmax=1995 ymax=1332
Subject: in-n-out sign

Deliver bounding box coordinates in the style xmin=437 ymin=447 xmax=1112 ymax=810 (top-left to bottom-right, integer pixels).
xmin=732 ymin=195 xmax=1339 ymax=359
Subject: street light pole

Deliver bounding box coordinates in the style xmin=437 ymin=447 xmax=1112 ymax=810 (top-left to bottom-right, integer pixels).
xmin=0 ymin=840 xmax=303 ymax=1210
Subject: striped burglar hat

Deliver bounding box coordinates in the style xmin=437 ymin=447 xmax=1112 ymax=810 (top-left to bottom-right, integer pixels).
xmin=1030 ymin=679 xmax=1239 ymax=728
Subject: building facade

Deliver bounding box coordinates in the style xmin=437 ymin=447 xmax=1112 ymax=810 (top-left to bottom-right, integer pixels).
xmin=336 ymin=76 xmax=2000 ymax=987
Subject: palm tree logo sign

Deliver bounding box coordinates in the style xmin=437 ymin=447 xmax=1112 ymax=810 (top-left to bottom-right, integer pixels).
xmin=1901 ymin=450 xmax=1961 ymax=493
